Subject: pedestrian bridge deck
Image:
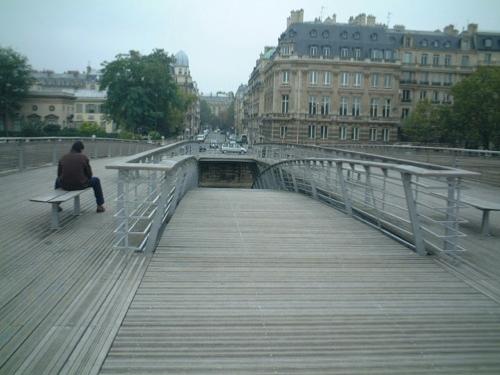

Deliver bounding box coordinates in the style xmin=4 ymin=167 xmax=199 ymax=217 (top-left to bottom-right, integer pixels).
xmin=1 ymin=157 xmax=500 ymax=374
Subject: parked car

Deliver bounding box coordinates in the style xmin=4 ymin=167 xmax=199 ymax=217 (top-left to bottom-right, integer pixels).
xmin=221 ymin=143 xmax=247 ymax=154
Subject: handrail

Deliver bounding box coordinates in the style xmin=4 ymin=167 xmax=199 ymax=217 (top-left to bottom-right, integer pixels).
xmin=253 ymin=157 xmax=477 ymax=255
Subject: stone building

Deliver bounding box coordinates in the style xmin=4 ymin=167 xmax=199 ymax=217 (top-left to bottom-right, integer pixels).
xmin=174 ymin=51 xmax=201 ymax=138
xmin=243 ymin=10 xmax=500 ymax=145
xmin=234 ymin=84 xmax=248 ymax=137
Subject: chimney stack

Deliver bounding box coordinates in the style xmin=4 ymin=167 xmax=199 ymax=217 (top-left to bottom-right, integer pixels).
xmin=287 ymin=9 xmax=304 ymax=28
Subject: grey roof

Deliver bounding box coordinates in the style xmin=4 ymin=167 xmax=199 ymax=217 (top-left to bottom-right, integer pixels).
xmin=400 ymin=30 xmax=461 ymax=51
xmin=280 ymin=22 xmax=401 ymax=59
xmin=476 ymin=33 xmax=500 ymax=51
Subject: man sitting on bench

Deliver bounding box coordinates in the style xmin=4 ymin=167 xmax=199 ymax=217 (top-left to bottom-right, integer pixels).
xmin=55 ymin=140 xmax=105 ymax=213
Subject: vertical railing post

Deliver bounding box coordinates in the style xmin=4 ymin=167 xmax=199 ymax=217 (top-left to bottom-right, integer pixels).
xmin=52 ymin=139 xmax=58 ymax=165
xmin=401 ymin=172 xmax=426 ymax=255
xmin=444 ymin=177 xmax=460 ymax=251
xmin=146 ymin=171 xmax=165 ymax=253
xmin=336 ymin=161 xmax=352 ymax=216
xmin=17 ymin=141 xmax=25 ymax=171
xmin=117 ymin=169 xmax=129 ymax=249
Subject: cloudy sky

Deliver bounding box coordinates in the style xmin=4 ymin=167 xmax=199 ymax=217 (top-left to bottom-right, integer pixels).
xmin=1 ymin=0 xmax=499 ymax=94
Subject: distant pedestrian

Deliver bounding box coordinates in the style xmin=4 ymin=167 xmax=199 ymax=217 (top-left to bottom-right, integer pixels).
xmin=55 ymin=141 xmax=105 ymax=213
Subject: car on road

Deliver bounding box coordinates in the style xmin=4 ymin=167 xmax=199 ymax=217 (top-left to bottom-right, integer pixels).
xmin=220 ymin=143 xmax=247 ymax=154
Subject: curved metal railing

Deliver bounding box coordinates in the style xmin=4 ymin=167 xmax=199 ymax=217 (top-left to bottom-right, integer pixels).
xmin=253 ymin=157 xmax=478 ymax=255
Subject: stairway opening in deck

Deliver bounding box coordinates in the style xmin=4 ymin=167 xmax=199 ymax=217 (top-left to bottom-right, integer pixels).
xmin=198 ymin=159 xmax=260 ymax=188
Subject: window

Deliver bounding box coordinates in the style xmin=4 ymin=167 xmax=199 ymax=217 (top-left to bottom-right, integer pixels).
xmin=281 ymin=45 xmax=290 ymax=55
xmin=322 ymin=30 xmax=329 ymax=39
xmin=281 ymin=95 xmax=289 ymax=114
xmin=354 ymin=48 xmax=362 ymax=60
xmin=370 ymin=98 xmax=379 ymax=117
xmin=353 ymin=72 xmax=363 ymax=88
xmin=340 ymin=47 xmax=350 ymax=59
xmin=339 ymin=97 xmax=348 ymax=116
xmin=320 ymin=126 xmax=328 ymax=139
xmin=75 ymin=103 xmax=82 ymax=113
xmin=309 ymin=71 xmax=318 ymax=85
xmin=384 ymin=74 xmax=392 ymax=88
xmin=371 ymin=49 xmax=383 ymax=60
xmin=432 ymin=40 xmax=439 ymax=48
xmin=403 ymin=52 xmax=412 ymax=64
xmin=420 ymin=90 xmax=427 ymax=100
xmin=310 ymin=46 xmax=319 ymax=57
xmin=49 ymin=105 xmax=55 ymax=112
xmin=351 ymin=127 xmax=360 ymax=141
xmin=384 ymin=50 xmax=393 ymax=60
xmin=310 ymin=29 xmax=318 ymax=38
xmin=461 ymin=55 xmax=470 ymax=66
xmin=382 ymin=128 xmax=390 ymax=142
xmin=341 ymin=31 xmax=348 ymax=39
xmin=308 ymin=125 xmax=316 ymax=139
xmin=340 ymin=72 xmax=349 ymax=87
xmin=32 ymin=105 xmax=38 ymax=111
xmin=339 ymin=126 xmax=347 ymax=140
xmin=484 ymin=38 xmax=493 ymax=48
xmin=420 ymin=71 xmax=429 ymax=84
xmin=401 ymin=108 xmax=410 ymax=119
xmin=485 ymin=53 xmax=492 ymax=64
xmin=370 ymin=33 xmax=378 ymax=41
xmin=432 ymin=91 xmax=439 ymax=103
xmin=371 ymin=73 xmax=379 ymax=88
xmin=308 ymin=96 xmax=317 ymax=115
xmin=382 ymin=99 xmax=391 ymax=118
xmin=369 ymin=128 xmax=377 ymax=141
xmin=86 ymin=104 xmax=96 ymax=113
xmin=444 ymin=55 xmax=451 ymax=66
xmin=280 ymin=126 xmax=288 ymax=138
xmin=402 ymin=89 xmax=411 ymax=102
xmin=282 ymin=71 xmax=289 ymax=84
xmin=421 ymin=39 xmax=428 ymax=47
xmin=353 ymin=32 xmax=360 ymax=40
xmin=404 ymin=36 xmax=412 ymax=47
xmin=433 ymin=54 xmax=440 ymax=66
xmin=421 ymin=54 xmax=428 ymax=65
xmin=323 ymin=46 xmax=331 ymax=57
xmin=323 ymin=71 xmax=332 ymax=85
xmin=444 ymin=73 xmax=453 ymax=85
xmin=352 ymin=97 xmax=361 ymax=117
xmin=320 ymin=96 xmax=330 ymax=115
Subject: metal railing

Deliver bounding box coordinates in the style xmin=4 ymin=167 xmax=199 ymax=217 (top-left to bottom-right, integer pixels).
xmin=253 ymin=158 xmax=478 ymax=255
xmin=0 ymin=137 xmax=162 ymax=173
xmin=106 ymin=141 xmax=202 ymax=252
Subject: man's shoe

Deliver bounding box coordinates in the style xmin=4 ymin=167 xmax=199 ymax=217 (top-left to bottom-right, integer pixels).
xmin=96 ymin=205 xmax=105 ymax=213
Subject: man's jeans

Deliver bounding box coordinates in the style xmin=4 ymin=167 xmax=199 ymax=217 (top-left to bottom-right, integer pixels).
xmin=55 ymin=177 xmax=105 ymax=206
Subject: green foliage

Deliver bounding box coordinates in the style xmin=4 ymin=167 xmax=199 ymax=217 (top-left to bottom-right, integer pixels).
xmin=43 ymin=124 xmax=61 ymax=135
xmin=451 ymin=66 xmax=500 ymax=149
xmin=79 ymin=122 xmax=106 ymax=137
xmin=0 ymin=47 xmax=34 ymax=135
xmin=200 ymin=99 xmax=235 ymax=132
xmin=402 ymin=100 xmax=444 ymax=143
xmin=20 ymin=118 xmax=43 ymax=137
xmin=100 ymin=49 xmax=189 ymax=137
xmin=148 ymin=130 xmax=161 ymax=140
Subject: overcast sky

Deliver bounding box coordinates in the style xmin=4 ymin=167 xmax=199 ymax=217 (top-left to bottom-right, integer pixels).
xmin=1 ymin=0 xmax=499 ymax=94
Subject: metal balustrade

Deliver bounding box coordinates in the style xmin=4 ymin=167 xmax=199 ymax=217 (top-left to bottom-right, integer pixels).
xmin=253 ymin=158 xmax=477 ymax=255
xmin=0 ymin=137 xmax=162 ymax=174
xmin=106 ymin=140 xmax=478 ymax=255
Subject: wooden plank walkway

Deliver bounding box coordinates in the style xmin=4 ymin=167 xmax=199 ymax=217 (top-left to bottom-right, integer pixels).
xmin=0 ymin=156 xmax=151 ymax=375
xmin=102 ymin=188 xmax=500 ymax=374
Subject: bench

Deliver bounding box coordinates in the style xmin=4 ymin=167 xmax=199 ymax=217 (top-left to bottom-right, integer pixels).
xmin=30 ymin=188 xmax=91 ymax=230
xmin=461 ymin=196 xmax=500 ymax=236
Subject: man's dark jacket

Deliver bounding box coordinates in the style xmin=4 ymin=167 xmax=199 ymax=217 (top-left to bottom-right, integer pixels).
xmin=57 ymin=152 xmax=92 ymax=190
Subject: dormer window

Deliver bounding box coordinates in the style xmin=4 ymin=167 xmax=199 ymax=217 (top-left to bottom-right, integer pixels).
xmin=421 ymin=39 xmax=428 ymax=47
xmin=289 ymin=29 xmax=297 ymax=38
xmin=322 ymin=30 xmax=329 ymax=39
xmin=310 ymin=29 xmax=318 ymax=38
xmin=281 ymin=45 xmax=290 ymax=56
xmin=432 ymin=40 xmax=439 ymax=48
xmin=310 ymin=46 xmax=319 ymax=57
xmin=341 ymin=31 xmax=348 ymax=40
xmin=353 ymin=32 xmax=360 ymax=40
xmin=370 ymin=33 xmax=378 ymax=41
xmin=484 ymin=38 xmax=493 ymax=48
xmin=444 ymin=41 xmax=451 ymax=48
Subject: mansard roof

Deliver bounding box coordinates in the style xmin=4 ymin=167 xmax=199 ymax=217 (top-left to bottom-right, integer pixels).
xmin=279 ymin=22 xmax=401 ymax=56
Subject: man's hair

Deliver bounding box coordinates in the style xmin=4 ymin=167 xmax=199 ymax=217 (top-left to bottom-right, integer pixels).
xmin=71 ymin=141 xmax=85 ymax=153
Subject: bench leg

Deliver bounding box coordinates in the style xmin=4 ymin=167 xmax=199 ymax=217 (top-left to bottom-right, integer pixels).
xmin=73 ymin=195 xmax=81 ymax=216
xmin=481 ymin=210 xmax=491 ymax=236
xmin=51 ymin=203 xmax=60 ymax=230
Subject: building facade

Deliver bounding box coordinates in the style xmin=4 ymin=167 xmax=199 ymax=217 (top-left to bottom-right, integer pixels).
xmin=234 ymin=84 xmax=248 ymax=136
xmin=174 ymin=51 xmax=201 ymax=138
xmin=243 ymin=10 xmax=500 ymax=145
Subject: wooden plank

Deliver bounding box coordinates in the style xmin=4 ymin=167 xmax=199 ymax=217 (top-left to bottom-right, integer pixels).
xmin=101 ymin=188 xmax=500 ymax=374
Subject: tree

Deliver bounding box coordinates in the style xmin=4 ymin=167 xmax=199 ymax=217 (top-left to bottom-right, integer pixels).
xmin=0 ymin=47 xmax=34 ymax=135
xmin=79 ymin=122 xmax=106 ymax=137
xmin=200 ymin=99 xmax=216 ymax=128
xmin=451 ymin=66 xmax=500 ymax=149
xmin=402 ymin=100 xmax=444 ymax=143
xmin=100 ymin=49 xmax=189 ymax=137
